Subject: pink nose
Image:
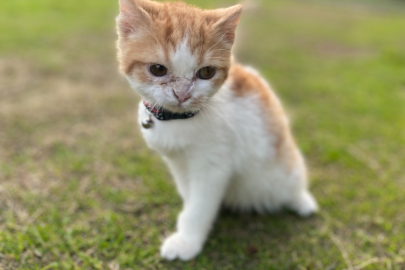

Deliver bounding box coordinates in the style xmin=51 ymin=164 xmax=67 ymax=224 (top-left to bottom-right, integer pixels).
xmin=173 ymin=91 xmax=191 ymax=103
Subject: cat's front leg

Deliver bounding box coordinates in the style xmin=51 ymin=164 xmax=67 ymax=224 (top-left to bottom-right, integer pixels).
xmin=160 ymin=164 xmax=231 ymax=261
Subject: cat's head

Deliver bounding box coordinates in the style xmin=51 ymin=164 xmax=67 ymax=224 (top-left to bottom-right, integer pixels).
xmin=116 ymin=0 xmax=242 ymax=113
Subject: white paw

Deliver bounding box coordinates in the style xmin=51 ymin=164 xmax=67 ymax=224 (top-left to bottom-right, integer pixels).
xmin=160 ymin=233 xmax=202 ymax=261
xmin=292 ymin=191 xmax=319 ymax=217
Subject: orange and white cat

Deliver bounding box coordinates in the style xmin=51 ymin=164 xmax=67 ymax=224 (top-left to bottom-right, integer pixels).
xmin=116 ymin=0 xmax=318 ymax=261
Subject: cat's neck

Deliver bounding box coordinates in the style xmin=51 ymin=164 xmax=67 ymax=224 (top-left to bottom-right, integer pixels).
xmin=143 ymin=100 xmax=200 ymax=121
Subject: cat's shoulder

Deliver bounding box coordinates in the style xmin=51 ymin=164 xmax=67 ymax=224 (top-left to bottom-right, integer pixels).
xmin=228 ymin=63 xmax=272 ymax=98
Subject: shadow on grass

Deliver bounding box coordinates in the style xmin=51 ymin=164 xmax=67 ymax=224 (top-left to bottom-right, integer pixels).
xmin=161 ymin=209 xmax=322 ymax=270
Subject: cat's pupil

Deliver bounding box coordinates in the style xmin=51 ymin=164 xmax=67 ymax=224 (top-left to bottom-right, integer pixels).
xmin=197 ymin=67 xmax=216 ymax=80
xmin=150 ymin=64 xmax=168 ymax=77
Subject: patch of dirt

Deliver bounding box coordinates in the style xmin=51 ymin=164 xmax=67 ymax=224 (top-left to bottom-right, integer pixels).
xmin=0 ymin=58 xmax=42 ymax=99
xmin=0 ymin=55 xmax=143 ymax=192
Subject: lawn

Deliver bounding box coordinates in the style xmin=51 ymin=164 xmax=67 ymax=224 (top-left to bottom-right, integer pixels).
xmin=0 ymin=0 xmax=404 ymax=269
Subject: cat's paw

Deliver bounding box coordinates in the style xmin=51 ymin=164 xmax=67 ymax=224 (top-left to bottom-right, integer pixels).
xmin=290 ymin=191 xmax=319 ymax=217
xmin=160 ymin=233 xmax=202 ymax=261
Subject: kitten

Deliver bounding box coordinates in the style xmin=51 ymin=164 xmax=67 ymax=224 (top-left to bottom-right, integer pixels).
xmin=116 ymin=0 xmax=318 ymax=261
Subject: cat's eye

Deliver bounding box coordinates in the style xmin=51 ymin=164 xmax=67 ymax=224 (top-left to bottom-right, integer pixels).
xmin=150 ymin=64 xmax=168 ymax=77
xmin=197 ymin=66 xmax=216 ymax=80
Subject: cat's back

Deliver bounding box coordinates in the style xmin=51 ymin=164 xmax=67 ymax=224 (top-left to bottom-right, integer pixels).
xmin=225 ymin=63 xmax=300 ymax=168
xmin=226 ymin=62 xmax=291 ymax=143
xmin=228 ymin=63 xmax=284 ymax=115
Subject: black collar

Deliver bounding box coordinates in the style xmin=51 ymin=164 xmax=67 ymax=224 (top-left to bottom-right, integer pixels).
xmin=143 ymin=101 xmax=199 ymax=121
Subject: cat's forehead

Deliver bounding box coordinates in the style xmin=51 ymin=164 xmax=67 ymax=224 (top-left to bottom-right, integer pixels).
xmin=169 ymin=35 xmax=199 ymax=77
xmin=152 ymin=5 xmax=215 ymax=56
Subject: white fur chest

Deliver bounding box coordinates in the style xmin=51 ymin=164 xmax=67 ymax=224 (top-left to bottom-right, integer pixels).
xmin=137 ymin=100 xmax=228 ymax=155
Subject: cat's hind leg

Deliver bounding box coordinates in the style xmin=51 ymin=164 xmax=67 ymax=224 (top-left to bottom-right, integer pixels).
xmin=286 ymin=189 xmax=318 ymax=217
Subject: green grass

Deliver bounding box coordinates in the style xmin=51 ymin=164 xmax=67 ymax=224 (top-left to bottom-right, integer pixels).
xmin=0 ymin=0 xmax=404 ymax=269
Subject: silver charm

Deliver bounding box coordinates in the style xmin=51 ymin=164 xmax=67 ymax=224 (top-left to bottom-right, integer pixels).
xmin=142 ymin=111 xmax=154 ymax=129
xmin=142 ymin=118 xmax=154 ymax=129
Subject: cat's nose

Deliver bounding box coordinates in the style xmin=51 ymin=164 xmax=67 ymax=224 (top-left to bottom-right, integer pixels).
xmin=173 ymin=91 xmax=191 ymax=103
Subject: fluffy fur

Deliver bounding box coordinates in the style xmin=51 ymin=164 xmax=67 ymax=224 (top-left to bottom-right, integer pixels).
xmin=116 ymin=0 xmax=318 ymax=261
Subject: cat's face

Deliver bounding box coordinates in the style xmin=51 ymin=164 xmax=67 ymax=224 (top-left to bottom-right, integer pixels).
xmin=116 ymin=0 xmax=242 ymax=113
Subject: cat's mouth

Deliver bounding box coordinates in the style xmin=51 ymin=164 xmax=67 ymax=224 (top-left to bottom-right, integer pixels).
xmin=146 ymin=97 xmax=204 ymax=114
xmin=164 ymin=100 xmax=202 ymax=114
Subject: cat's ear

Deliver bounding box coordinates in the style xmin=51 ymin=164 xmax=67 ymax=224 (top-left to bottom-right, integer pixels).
xmin=212 ymin=4 xmax=243 ymax=45
xmin=116 ymin=0 xmax=154 ymax=38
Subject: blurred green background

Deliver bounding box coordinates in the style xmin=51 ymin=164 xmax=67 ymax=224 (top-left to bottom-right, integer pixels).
xmin=0 ymin=0 xmax=404 ymax=269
